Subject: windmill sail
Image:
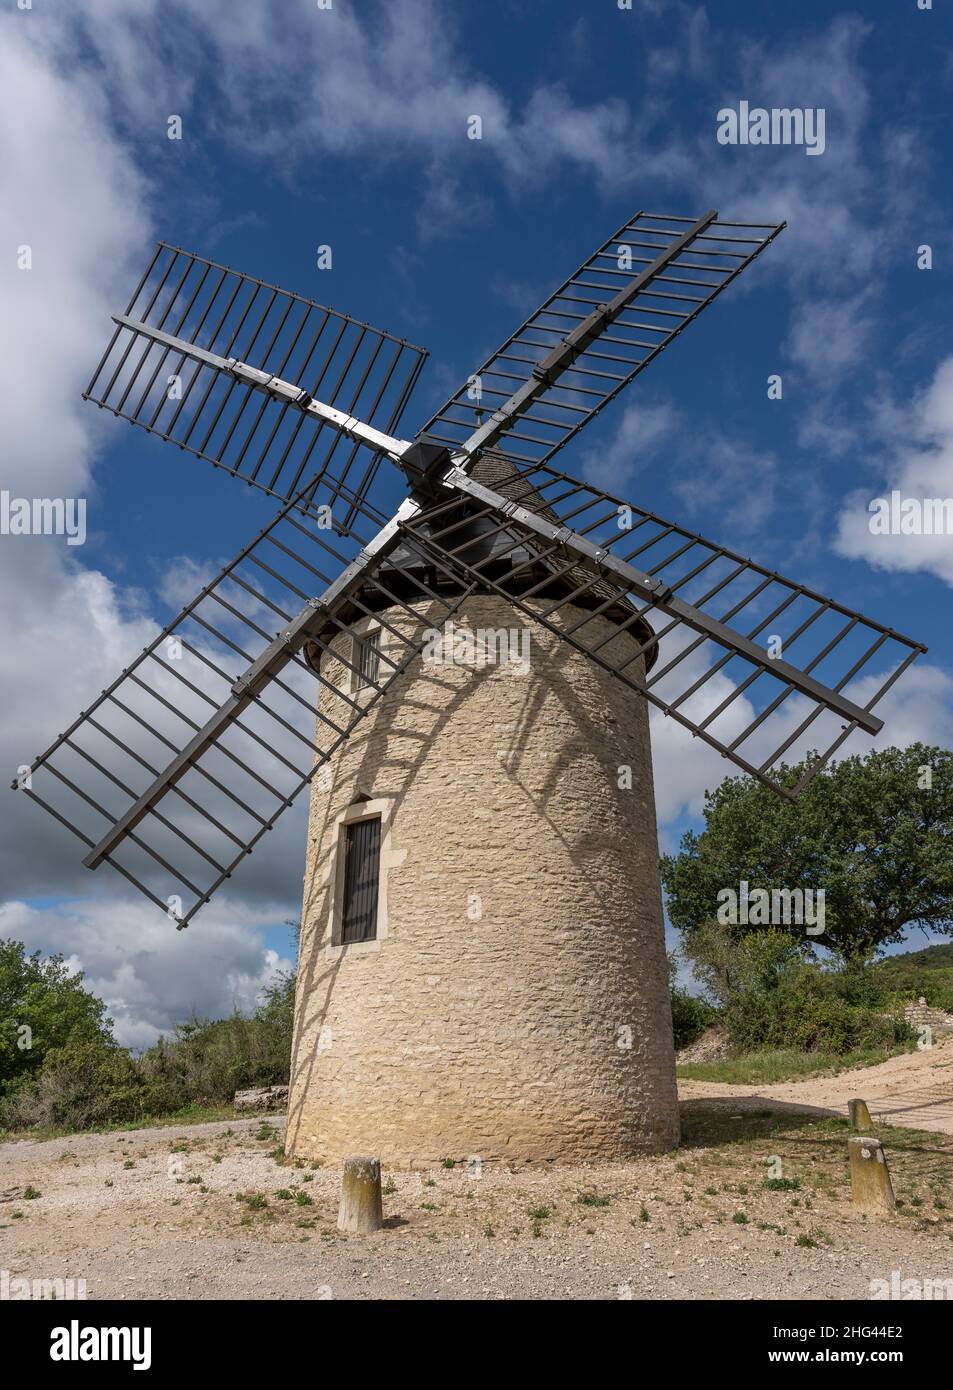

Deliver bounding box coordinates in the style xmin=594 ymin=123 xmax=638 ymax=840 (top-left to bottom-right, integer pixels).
xmin=84 ymin=243 xmax=426 ymax=525
xmin=18 ymin=492 xmax=473 ymax=926
xmin=421 ymin=211 xmax=785 ymax=469
xmin=401 ymin=462 xmax=927 ymax=798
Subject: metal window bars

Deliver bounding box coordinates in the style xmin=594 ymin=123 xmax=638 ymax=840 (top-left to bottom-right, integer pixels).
xmin=18 ymin=489 xmax=475 ymax=926
xmin=422 ymin=211 xmax=785 ymax=470
xmin=340 ymin=815 xmax=381 ymax=943
xmin=356 ymin=629 xmax=383 ymax=690
xmin=84 ymin=243 xmax=427 ymax=529
xmin=401 ymin=462 xmax=927 ymax=799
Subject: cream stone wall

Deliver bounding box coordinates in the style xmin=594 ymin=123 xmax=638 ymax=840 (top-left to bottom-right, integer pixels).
xmin=286 ymin=595 xmax=679 ymax=1167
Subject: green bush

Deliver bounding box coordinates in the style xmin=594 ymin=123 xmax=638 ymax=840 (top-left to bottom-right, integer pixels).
xmin=0 ymin=941 xmax=115 ymax=1099
xmin=871 ymin=945 xmax=953 ymax=1014
xmin=672 ymin=929 xmax=913 ymax=1058
xmin=0 ymin=1039 xmax=173 ymax=1132
xmin=670 ymin=985 xmax=717 ymax=1050
xmin=723 ymin=962 xmax=913 ymax=1056
xmin=138 ymin=990 xmax=294 ymax=1106
xmin=0 ymin=937 xmax=297 ymax=1134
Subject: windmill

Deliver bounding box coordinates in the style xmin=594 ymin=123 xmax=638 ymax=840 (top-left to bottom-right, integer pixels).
xmin=16 ymin=209 xmax=926 ymax=1165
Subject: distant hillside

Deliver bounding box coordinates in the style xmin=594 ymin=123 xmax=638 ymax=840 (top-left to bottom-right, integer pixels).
xmin=873 ymin=943 xmax=953 ymax=1012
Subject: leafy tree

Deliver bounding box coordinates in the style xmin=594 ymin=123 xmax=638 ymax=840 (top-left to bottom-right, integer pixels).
xmin=661 ymin=744 xmax=953 ymax=963
xmin=0 ymin=941 xmax=116 ymax=1097
xmin=681 ymin=923 xmax=806 ymax=1007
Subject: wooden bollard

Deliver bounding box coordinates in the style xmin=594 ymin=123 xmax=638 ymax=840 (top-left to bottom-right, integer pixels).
xmin=848 ymin=1136 xmax=896 ymax=1215
xmin=337 ymin=1156 xmax=383 ymax=1234
xmin=848 ymin=1098 xmax=873 ymax=1130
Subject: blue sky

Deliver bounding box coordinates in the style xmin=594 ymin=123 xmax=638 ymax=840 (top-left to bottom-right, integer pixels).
xmin=1 ymin=0 xmax=951 ymax=1043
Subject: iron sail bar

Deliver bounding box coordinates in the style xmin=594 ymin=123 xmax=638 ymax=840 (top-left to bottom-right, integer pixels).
xmin=84 ymin=243 xmax=427 ymax=527
xmin=422 ymin=211 xmax=785 ymax=470
xmin=19 ymin=488 xmax=475 ymax=927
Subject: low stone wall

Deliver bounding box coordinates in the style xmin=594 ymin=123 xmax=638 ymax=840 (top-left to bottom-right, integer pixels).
xmin=903 ymin=998 xmax=953 ymax=1033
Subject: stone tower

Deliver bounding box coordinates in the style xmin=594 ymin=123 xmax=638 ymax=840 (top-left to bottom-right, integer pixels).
xmin=286 ymin=468 xmax=679 ymax=1168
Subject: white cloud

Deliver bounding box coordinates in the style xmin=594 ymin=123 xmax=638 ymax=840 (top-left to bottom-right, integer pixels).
xmin=0 ymin=896 xmax=292 ymax=1050
xmin=583 ymin=400 xmax=779 ymax=538
xmin=156 ymin=555 xmax=222 ymax=611
xmin=637 ymin=14 xmax=880 ymax=281
xmin=0 ymin=12 xmax=300 ymax=1041
xmin=651 ymin=652 xmax=953 ymax=829
xmin=0 ymin=21 xmax=149 ymax=499
xmin=784 ymin=290 xmax=876 ymax=384
xmin=671 ymin=435 xmax=779 ymax=535
xmin=582 ymin=402 xmax=681 ymax=492
xmin=0 ymin=16 xmax=155 ymax=892
xmin=853 ymin=662 xmax=953 ymax=756
xmin=31 ymin=0 xmax=636 ymax=209
xmin=650 ymin=698 xmax=753 ymax=827
xmin=835 ymin=356 xmax=953 ymax=587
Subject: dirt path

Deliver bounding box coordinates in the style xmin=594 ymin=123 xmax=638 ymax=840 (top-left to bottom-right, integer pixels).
xmin=2 ymin=1102 xmax=952 ymax=1300
xmin=678 ymin=1038 xmax=953 ymax=1135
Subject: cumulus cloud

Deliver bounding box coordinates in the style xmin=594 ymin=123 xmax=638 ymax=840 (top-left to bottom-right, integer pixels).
xmin=0 ymin=896 xmax=293 ymax=1050
xmin=582 ymin=400 xmax=778 ymax=541
xmin=0 ymin=22 xmax=149 ymax=499
xmin=835 ymin=356 xmax=953 ymax=588
xmin=582 ymin=402 xmax=681 ymax=493
xmin=0 ymin=11 xmax=304 ymax=1037
xmin=670 ymin=434 xmax=779 ymax=536
xmin=784 ymin=290 xmax=877 ymax=384
xmin=32 ymin=0 xmax=637 ymax=209
xmin=650 ymin=672 xmax=757 ymax=826
xmin=641 ymin=7 xmax=929 ymax=485
xmin=0 ymin=16 xmax=154 ymax=893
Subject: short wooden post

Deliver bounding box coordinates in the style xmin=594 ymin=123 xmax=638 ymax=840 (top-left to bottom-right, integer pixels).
xmin=848 ymin=1136 xmax=896 ymax=1215
xmin=338 ymin=1155 xmax=383 ymax=1233
xmin=848 ymin=1098 xmax=873 ymax=1130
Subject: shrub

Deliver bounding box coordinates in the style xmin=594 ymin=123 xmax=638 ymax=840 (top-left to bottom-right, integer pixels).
xmin=0 ymin=1039 xmax=176 ymax=1132
xmin=723 ymin=961 xmax=913 ymax=1056
xmin=0 ymin=941 xmax=116 ymax=1100
xmin=0 ymin=936 xmax=298 ymax=1134
xmin=671 ymin=985 xmax=717 ymax=1050
xmin=668 ymin=949 xmax=718 ymax=1049
xmin=137 ymin=1005 xmax=292 ymax=1107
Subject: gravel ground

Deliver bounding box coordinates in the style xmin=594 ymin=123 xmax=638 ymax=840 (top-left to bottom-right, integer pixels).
xmin=2 ymin=1102 xmax=952 ymax=1301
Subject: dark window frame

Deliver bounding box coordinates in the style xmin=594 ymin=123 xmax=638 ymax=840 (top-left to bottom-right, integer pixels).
xmin=338 ymin=813 xmax=382 ymax=944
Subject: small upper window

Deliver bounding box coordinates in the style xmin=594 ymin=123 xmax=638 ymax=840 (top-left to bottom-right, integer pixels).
xmin=341 ymin=815 xmax=381 ymax=943
xmin=356 ymin=630 xmax=382 ymax=690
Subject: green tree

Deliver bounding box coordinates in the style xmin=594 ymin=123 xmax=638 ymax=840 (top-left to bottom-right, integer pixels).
xmin=0 ymin=940 xmax=116 ymax=1097
xmin=661 ymin=744 xmax=953 ymax=963
xmin=681 ymin=923 xmax=806 ymax=1007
